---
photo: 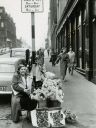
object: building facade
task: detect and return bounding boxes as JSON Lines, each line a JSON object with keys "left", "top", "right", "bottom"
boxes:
{"left": 49, "top": 0, "right": 57, "bottom": 53}
{"left": 16, "top": 38, "right": 23, "bottom": 48}
{"left": 47, "top": 11, "right": 51, "bottom": 49}
{"left": 55, "top": 0, "right": 96, "bottom": 83}
{"left": 56, "top": 0, "right": 68, "bottom": 53}
{"left": 0, "top": 7, "right": 16, "bottom": 48}
{"left": 49, "top": 0, "right": 67, "bottom": 54}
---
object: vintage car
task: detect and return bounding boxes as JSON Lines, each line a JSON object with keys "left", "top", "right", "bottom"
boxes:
{"left": 10, "top": 48, "right": 32, "bottom": 59}
{"left": 0, "top": 57, "right": 26, "bottom": 94}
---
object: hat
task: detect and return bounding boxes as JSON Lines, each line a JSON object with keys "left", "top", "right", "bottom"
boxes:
{"left": 17, "top": 64, "right": 25, "bottom": 70}
{"left": 16, "top": 64, "right": 26, "bottom": 74}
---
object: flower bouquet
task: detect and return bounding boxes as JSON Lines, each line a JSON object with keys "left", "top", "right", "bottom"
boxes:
{"left": 31, "top": 78, "right": 64, "bottom": 108}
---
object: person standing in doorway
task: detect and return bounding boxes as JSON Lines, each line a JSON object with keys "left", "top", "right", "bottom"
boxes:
{"left": 68, "top": 47, "right": 75, "bottom": 75}
{"left": 55, "top": 47, "right": 69, "bottom": 81}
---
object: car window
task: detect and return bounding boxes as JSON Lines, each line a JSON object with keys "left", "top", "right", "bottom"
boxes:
{"left": 0, "top": 64, "right": 15, "bottom": 73}
{"left": 14, "top": 51, "right": 25, "bottom": 57}
{"left": 12, "top": 51, "right": 25, "bottom": 57}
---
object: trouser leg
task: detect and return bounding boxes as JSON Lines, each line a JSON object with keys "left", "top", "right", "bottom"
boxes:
{"left": 68, "top": 66, "right": 71, "bottom": 74}
{"left": 11, "top": 95, "right": 21, "bottom": 123}
{"left": 71, "top": 65, "right": 74, "bottom": 75}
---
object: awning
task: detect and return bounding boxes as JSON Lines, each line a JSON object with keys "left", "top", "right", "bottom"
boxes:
{"left": 57, "top": 0, "right": 79, "bottom": 35}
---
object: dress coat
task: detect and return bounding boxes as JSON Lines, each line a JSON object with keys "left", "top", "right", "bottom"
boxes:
{"left": 12, "top": 73, "right": 33, "bottom": 96}
{"left": 11, "top": 73, "right": 37, "bottom": 122}
{"left": 56, "top": 52, "right": 69, "bottom": 79}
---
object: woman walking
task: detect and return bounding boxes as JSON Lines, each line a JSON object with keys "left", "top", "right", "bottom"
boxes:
{"left": 55, "top": 47, "right": 69, "bottom": 81}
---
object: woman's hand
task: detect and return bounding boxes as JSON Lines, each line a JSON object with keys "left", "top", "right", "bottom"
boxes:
{"left": 24, "top": 88, "right": 30, "bottom": 95}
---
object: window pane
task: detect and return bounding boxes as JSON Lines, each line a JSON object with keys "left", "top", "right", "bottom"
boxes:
{"left": 0, "top": 9, "right": 3, "bottom": 13}
{"left": 0, "top": 64, "right": 15, "bottom": 73}
{"left": 1, "top": 22, "right": 4, "bottom": 27}
{"left": 14, "top": 51, "right": 25, "bottom": 57}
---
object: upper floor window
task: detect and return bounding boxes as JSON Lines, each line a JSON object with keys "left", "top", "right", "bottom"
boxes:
{"left": 0, "top": 9, "right": 3, "bottom": 13}
{"left": 79, "top": 14, "right": 81, "bottom": 26}
{"left": 1, "top": 22, "right": 4, "bottom": 27}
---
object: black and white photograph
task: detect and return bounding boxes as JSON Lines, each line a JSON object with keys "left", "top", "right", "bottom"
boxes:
{"left": 0, "top": 0, "right": 96, "bottom": 128}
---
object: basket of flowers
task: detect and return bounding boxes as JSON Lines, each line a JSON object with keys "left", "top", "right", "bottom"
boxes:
{"left": 30, "top": 78, "right": 65, "bottom": 128}
{"left": 64, "top": 110, "right": 77, "bottom": 124}
{"left": 31, "top": 78, "right": 64, "bottom": 108}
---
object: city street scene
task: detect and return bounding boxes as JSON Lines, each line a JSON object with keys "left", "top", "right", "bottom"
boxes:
{"left": 0, "top": 0, "right": 96, "bottom": 128}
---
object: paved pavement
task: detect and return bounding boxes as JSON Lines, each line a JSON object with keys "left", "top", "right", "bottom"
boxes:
{"left": 44, "top": 50, "right": 96, "bottom": 128}
{"left": 4, "top": 50, "right": 96, "bottom": 128}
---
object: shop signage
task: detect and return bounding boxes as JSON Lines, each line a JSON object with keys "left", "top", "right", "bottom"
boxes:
{"left": 21, "top": 0, "right": 43, "bottom": 13}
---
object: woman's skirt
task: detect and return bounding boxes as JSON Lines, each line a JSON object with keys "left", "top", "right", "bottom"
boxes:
{"left": 20, "top": 93, "right": 38, "bottom": 111}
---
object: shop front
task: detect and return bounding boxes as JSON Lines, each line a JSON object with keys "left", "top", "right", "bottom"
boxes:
{"left": 56, "top": 0, "right": 96, "bottom": 82}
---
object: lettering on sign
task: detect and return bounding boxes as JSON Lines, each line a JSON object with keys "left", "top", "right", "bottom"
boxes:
{"left": 21, "top": 0, "right": 43, "bottom": 13}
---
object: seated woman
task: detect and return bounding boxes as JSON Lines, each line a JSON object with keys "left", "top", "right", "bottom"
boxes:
{"left": 11, "top": 64, "right": 38, "bottom": 123}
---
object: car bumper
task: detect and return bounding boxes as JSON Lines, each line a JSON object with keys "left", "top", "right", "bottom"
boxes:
{"left": 0, "top": 91, "right": 12, "bottom": 95}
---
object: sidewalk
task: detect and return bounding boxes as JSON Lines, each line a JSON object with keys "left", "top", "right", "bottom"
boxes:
{"left": 44, "top": 51, "right": 96, "bottom": 128}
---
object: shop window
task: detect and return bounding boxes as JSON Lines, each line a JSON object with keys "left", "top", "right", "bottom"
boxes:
{"left": 1, "top": 22, "right": 4, "bottom": 28}
{"left": 79, "top": 14, "right": 81, "bottom": 26}
{"left": 85, "top": 48, "right": 89, "bottom": 69}
{"left": 0, "top": 9, "right": 3, "bottom": 13}
{"left": 76, "top": 26, "right": 82, "bottom": 69}
{"left": 92, "top": 0, "right": 96, "bottom": 17}
{"left": 84, "top": 9, "right": 86, "bottom": 21}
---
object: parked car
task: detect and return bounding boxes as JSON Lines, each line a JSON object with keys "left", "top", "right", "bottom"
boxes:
{"left": 0, "top": 49, "right": 2, "bottom": 55}
{"left": 0, "top": 49, "right": 4, "bottom": 55}
{"left": 0, "top": 58, "right": 26, "bottom": 94}
{"left": 5, "top": 47, "right": 10, "bottom": 53}
{"left": 10, "top": 48, "right": 32, "bottom": 59}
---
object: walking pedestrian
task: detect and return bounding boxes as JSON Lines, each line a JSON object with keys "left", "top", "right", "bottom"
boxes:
{"left": 37, "top": 48, "right": 44, "bottom": 65}
{"left": 55, "top": 47, "right": 69, "bottom": 81}
{"left": 68, "top": 47, "right": 75, "bottom": 75}
{"left": 50, "top": 49, "right": 57, "bottom": 67}
{"left": 47, "top": 48, "right": 50, "bottom": 56}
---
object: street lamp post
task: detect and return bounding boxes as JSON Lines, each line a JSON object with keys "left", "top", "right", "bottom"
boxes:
{"left": 21, "top": 0, "right": 43, "bottom": 82}
{"left": 31, "top": 12, "right": 36, "bottom": 82}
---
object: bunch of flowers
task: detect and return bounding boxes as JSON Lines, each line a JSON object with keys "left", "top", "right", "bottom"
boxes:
{"left": 31, "top": 78, "right": 64, "bottom": 103}
{"left": 64, "top": 110, "right": 77, "bottom": 124}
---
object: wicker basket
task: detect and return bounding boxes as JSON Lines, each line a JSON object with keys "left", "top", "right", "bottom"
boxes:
{"left": 46, "top": 98, "right": 61, "bottom": 108}
{"left": 38, "top": 100, "right": 47, "bottom": 108}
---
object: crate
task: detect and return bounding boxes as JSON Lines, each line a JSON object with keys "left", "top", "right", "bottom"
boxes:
{"left": 31, "top": 107, "right": 65, "bottom": 128}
